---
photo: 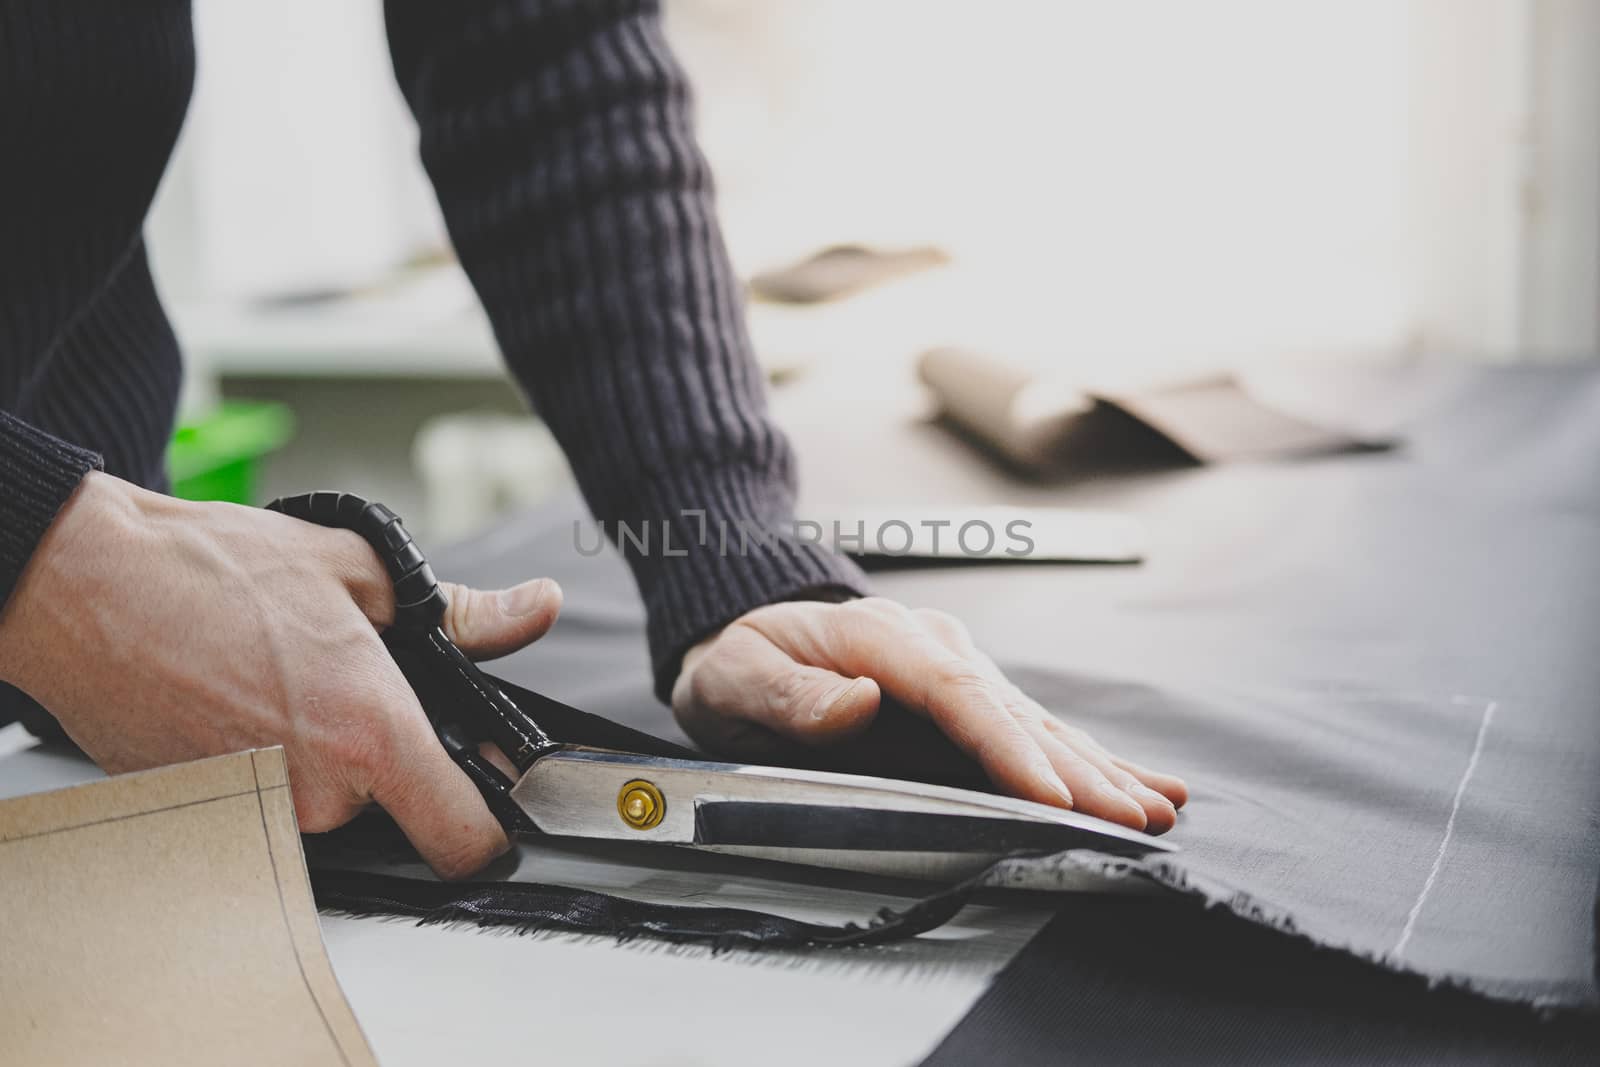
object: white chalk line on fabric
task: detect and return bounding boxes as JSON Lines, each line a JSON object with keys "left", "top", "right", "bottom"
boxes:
{"left": 1392, "top": 697, "right": 1499, "bottom": 962}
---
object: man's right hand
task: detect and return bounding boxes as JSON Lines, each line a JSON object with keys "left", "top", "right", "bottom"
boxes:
{"left": 0, "top": 472, "right": 562, "bottom": 878}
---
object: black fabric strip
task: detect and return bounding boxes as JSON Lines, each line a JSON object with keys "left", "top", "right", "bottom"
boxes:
{"left": 312, "top": 864, "right": 996, "bottom": 952}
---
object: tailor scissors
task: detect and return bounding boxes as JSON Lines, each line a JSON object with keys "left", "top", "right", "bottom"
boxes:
{"left": 267, "top": 492, "right": 1173, "bottom": 878}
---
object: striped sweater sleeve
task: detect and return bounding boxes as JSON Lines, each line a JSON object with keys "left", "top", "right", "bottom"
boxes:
{"left": 383, "top": 0, "right": 869, "bottom": 700}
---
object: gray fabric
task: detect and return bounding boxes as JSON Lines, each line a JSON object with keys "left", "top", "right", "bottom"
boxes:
{"left": 441, "top": 364, "right": 1600, "bottom": 1011}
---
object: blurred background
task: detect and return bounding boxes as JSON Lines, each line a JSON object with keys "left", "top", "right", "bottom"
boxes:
{"left": 146, "top": 0, "right": 1600, "bottom": 540}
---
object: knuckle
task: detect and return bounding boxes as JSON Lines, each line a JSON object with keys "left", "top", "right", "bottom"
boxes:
{"left": 720, "top": 620, "right": 769, "bottom": 653}
{"left": 325, "top": 529, "right": 389, "bottom": 594}
{"left": 849, "top": 596, "right": 905, "bottom": 621}
{"left": 681, "top": 659, "right": 720, "bottom": 710}
{"left": 730, "top": 604, "right": 806, "bottom": 650}
{"left": 317, "top": 527, "right": 367, "bottom": 567}
{"left": 915, "top": 607, "right": 967, "bottom": 641}
{"left": 430, "top": 834, "right": 504, "bottom": 881}
{"left": 935, "top": 660, "right": 992, "bottom": 697}
{"left": 441, "top": 582, "right": 475, "bottom": 635}
{"left": 817, "top": 603, "right": 857, "bottom": 649}
{"left": 685, "top": 659, "right": 727, "bottom": 711}
{"left": 323, "top": 703, "right": 402, "bottom": 783}
{"left": 765, "top": 665, "right": 814, "bottom": 719}
{"left": 994, "top": 675, "right": 1035, "bottom": 709}
{"left": 327, "top": 730, "right": 385, "bottom": 784}
{"left": 929, "top": 662, "right": 1010, "bottom": 731}
{"left": 741, "top": 601, "right": 790, "bottom": 627}
{"left": 1056, "top": 721, "right": 1098, "bottom": 748}
{"left": 998, "top": 686, "right": 1032, "bottom": 719}
{"left": 683, "top": 633, "right": 752, "bottom": 709}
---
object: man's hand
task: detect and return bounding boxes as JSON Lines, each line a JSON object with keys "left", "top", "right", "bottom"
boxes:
{"left": 0, "top": 472, "right": 562, "bottom": 878}
{"left": 672, "top": 598, "right": 1188, "bottom": 833}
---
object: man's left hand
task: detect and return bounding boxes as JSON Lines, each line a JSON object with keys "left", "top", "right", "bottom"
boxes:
{"left": 671, "top": 598, "right": 1187, "bottom": 833}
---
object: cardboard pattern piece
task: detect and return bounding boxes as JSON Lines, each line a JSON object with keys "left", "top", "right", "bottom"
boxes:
{"left": 749, "top": 244, "right": 950, "bottom": 304}
{"left": 0, "top": 748, "right": 376, "bottom": 1067}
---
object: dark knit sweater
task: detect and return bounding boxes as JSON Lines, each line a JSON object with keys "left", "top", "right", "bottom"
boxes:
{"left": 0, "top": 0, "right": 867, "bottom": 705}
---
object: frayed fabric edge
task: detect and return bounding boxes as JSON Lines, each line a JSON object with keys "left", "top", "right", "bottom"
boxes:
{"left": 311, "top": 865, "right": 995, "bottom": 955}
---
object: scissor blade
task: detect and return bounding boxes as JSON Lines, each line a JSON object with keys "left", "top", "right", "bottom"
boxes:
{"left": 693, "top": 800, "right": 1160, "bottom": 858}
{"left": 509, "top": 747, "right": 1174, "bottom": 861}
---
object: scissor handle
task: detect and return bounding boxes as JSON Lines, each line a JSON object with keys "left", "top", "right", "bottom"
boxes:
{"left": 266, "top": 491, "right": 449, "bottom": 632}
{"left": 267, "top": 491, "right": 556, "bottom": 833}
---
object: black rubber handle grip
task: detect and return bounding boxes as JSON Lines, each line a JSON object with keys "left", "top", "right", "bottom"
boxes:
{"left": 266, "top": 491, "right": 557, "bottom": 833}
{"left": 267, "top": 490, "right": 449, "bottom": 632}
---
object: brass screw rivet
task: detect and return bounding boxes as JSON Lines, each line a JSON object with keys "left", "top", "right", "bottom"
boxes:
{"left": 617, "top": 779, "right": 665, "bottom": 830}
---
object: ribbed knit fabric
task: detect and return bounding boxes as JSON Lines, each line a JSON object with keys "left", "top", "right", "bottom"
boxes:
{"left": 0, "top": 413, "right": 102, "bottom": 585}
{"left": 0, "top": 0, "right": 866, "bottom": 703}
{"left": 0, "top": 0, "right": 191, "bottom": 573}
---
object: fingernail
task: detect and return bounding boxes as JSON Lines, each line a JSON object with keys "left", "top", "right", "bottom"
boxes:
{"left": 500, "top": 579, "right": 552, "bottom": 617}
{"left": 815, "top": 679, "right": 853, "bottom": 719}
{"left": 1041, "top": 770, "right": 1074, "bottom": 809}
{"left": 1134, "top": 783, "right": 1175, "bottom": 810}
{"left": 1100, "top": 782, "right": 1147, "bottom": 824}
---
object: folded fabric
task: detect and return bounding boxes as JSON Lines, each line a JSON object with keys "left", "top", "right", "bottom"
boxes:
{"left": 917, "top": 346, "right": 1393, "bottom": 473}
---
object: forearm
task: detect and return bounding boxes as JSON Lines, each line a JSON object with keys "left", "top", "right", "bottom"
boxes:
{"left": 385, "top": 0, "right": 868, "bottom": 697}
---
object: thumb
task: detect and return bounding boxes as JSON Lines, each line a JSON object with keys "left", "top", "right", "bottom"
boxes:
{"left": 439, "top": 577, "right": 562, "bottom": 660}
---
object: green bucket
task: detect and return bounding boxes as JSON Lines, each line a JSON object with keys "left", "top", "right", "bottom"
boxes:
{"left": 168, "top": 402, "right": 295, "bottom": 505}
